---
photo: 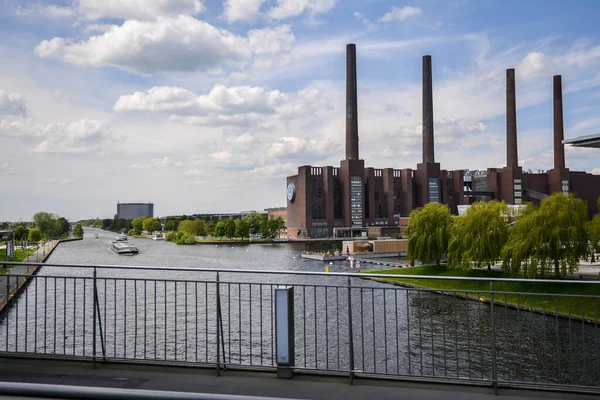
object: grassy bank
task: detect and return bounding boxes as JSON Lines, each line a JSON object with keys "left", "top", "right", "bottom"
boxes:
{"left": 0, "top": 247, "right": 38, "bottom": 263}
{"left": 369, "top": 266, "right": 600, "bottom": 321}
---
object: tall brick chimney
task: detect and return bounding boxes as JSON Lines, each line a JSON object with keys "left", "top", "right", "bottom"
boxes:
{"left": 554, "top": 75, "right": 565, "bottom": 170}
{"left": 345, "top": 43, "right": 359, "bottom": 161}
{"left": 422, "top": 55, "right": 434, "bottom": 163}
{"left": 506, "top": 68, "right": 518, "bottom": 168}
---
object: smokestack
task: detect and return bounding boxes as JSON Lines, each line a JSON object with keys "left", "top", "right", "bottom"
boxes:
{"left": 345, "top": 43, "right": 359, "bottom": 160}
{"left": 422, "top": 55, "right": 434, "bottom": 163}
{"left": 553, "top": 75, "right": 565, "bottom": 170}
{"left": 506, "top": 68, "right": 518, "bottom": 168}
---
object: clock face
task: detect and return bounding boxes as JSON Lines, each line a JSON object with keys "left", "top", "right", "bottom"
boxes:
{"left": 287, "top": 183, "right": 296, "bottom": 202}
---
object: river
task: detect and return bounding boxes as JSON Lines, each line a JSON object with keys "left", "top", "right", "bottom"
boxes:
{"left": 1, "top": 227, "right": 599, "bottom": 389}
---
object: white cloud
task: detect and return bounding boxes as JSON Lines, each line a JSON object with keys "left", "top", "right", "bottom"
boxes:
{"left": 248, "top": 25, "right": 295, "bottom": 54}
{"left": 76, "top": 0, "right": 204, "bottom": 21}
{"left": 592, "top": 168, "right": 600, "bottom": 175}
{"left": 267, "top": 0, "right": 338, "bottom": 20}
{"left": 35, "top": 17, "right": 294, "bottom": 75}
{"left": 0, "top": 90, "right": 28, "bottom": 117}
{"left": 223, "top": 0, "right": 265, "bottom": 23}
{"left": 185, "top": 168, "right": 204, "bottom": 177}
{"left": 32, "top": 119, "right": 112, "bottom": 154}
{"left": 0, "top": 163, "right": 16, "bottom": 174}
{"left": 380, "top": 6, "right": 422, "bottom": 23}
{"left": 353, "top": 12, "right": 373, "bottom": 29}
{"left": 130, "top": 157, "right": 183, "bottom": 169}
{"left": 115, "top": 84, "right": 287, "bottom": 116}
{"left": 517, "top": 52, "right": 547, "bottom": 79}
{"left": 267, "top": 137, "right": 337, "bottom": 159}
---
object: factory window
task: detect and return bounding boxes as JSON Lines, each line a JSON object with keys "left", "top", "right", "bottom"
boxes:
{"left": 350, "top": 176, "right": 363, "bottom": 226}
{"left": 428, "top": 178, "right": 440, "bottom": 203}
{"left": 317, "top": 188, "right": 322, "bottom": 198}
{"left": 375, "top": 193, "right": 380, "bottom": 201}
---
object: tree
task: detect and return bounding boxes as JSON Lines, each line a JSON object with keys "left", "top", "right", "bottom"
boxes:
{"left": 222, "top": 218, "right": 236, "bottom": 239}
{"left": 588, "top": 197, "right": 600, "bottom": 256}
{"left": 165, "top": 219, "right": 179, "bottom": 231}
{"left": 73, "top": 224, "right": 84, "bottom": 238}
{"left": 33, "top": 212, "right": 58, "bottom": 238}
{"left": 406, "top": 203, "right": 453, "bottom": 267}
{"left": 13, "top": 225, "right": 29, "bottom": 242}
{"left": 235, "top": 219, "right": 250, "bottom": 239}
{"left": 179, "top": 219, "right": 207, "bottom": 236}
{"left": 131, "top": 216, "right": 147, "bottom": 234}
{"left": 143, "top": 217, "right": 161, "bottom": 233}
{"left": 501, "top": 193, "right": 589, "bottom": 278}
{"left": 214, "top": 221, "right": 226, "bottom": 238}
{"left": 448, "top": 201, "right": 509, "bottom": 271}
{"left": 243, "top": 212, "right": 265, "bottom": 235}
{"left": 56, "top": 217, "right": 71, "bottom": 237}
{"left": 28, "top": 228, "right": 42, "bottom": 243}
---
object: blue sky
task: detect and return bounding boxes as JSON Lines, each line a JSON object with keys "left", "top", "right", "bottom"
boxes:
{"left": 1, "top": 0, "right": 599, "bottom": 221}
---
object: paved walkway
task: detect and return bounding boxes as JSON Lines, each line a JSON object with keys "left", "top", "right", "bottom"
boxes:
{"left": 0, "top": 358, "right": 598, "bottom": 400}
{"left": 0, "top": 241, "right": 57, "bottom": 311}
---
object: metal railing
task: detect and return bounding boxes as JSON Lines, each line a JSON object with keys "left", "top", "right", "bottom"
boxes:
{"left": 0, "top": 261, "right": 599, "bottom": 393}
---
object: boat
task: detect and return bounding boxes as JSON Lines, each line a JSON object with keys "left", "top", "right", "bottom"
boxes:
{"left": 94, "top": 234, "right": 99, "bottom": 239}
{"left": 152, "top": 233, "right": 164, "bottom": 241}
{"left": 111, "top": 241, "right": 139, "bottom": 255}
{"left": 115, "top": 234, "right": 128, "bottom": 242}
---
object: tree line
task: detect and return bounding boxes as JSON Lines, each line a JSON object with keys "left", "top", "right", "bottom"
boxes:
{"left": 165, "top": 212, "right": 285, "bottom": 245}
{"left": 407, "top": 193, "right": 600, "bottom": 278}
{"left": 3, "top": 212, "right": 82, "bottom": 243}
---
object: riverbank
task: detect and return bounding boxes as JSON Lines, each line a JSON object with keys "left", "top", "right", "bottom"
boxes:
{"left": 368, "top": 265, "right": 600, "bottom": 321}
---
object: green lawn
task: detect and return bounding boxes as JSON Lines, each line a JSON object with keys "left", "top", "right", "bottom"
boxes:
{"left": 369, "top": 266, "right": 600, "bottom": 321}
{"left": 0, "top": 247, "right": 38, "bottom": 265}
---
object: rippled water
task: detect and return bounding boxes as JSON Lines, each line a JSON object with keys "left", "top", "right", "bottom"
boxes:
{"left": 1, "top": 227, "right": 599, "bottom": 388}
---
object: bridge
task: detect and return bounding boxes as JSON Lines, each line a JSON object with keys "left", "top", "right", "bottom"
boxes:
{"left": 0, "top": 262, "right": 599, "bottom": 399}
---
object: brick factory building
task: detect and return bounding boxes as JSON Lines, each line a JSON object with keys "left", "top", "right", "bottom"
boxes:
{"left": 286, "top": 44, "right": 464, "bottom": 238}
{"left": 464, "top": 72, "right": 600, "bottom": 218}
{"left": 285, "top": 44, "right": 600, "bottom": 239}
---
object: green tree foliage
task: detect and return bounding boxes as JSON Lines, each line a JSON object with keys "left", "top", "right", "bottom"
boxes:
{"left": 235, "top": 219, "right": 250, "bottom": 239}
{"left": 142, "top": 217, "right": 161, "bottom": 233}
{"left": 13, "top": 225, "right": 29, "bottom": 242}
{"left": 222, "top": 219, "right": 236, "bottom": 239}
{"left": 206, "top": 220, "right": 217, "bottom": 236}
{"left": 588, "top": 197, "right": 600, "bottom": 256}
{"left": 214, "top": 221, "right": 226, "bottom": 238}
{"left": 131, "top": 216, "right": 147, "bottom": 233}
{"left": 242, "top": 212, "right": 265, "bottom": 235}
{"left": 407, "top": 203, "right": 453, "bottom": 267}
{"left": 73, "top": 224, "right": 84, "bottom": 238}
{"left": 501, "top": 193, "right": 589, "bottom": 278}
{"left": 164, "top": 231, "right": 176, "bottom": 242}
{"left": 259, "top": 217, "right": 286, "bottom": 239}
{"left": 165, "top": 219, "right": 179, "bottom": 231}
{"left": 33, "top": 212, "right": 59, "bottom": 237}
{"left": 56, "top": 217, "right": 71, "bottom": 237}
{"left": 28, "top": 228, "right": 42, "bottom": 243}
{"left": 448, "top": 201, "right": 509, "bottom": 271}
{"left": 172, "top": 231, "right": 196, "bottom": 244}
{"left": 178, "top": 219, "right": 207, "bottom": 236}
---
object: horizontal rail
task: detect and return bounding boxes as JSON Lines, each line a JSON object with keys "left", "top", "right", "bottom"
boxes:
{"left": 3, "top": 261, "right": 599, "bottom": 285}
{"left": 0, "top": 381, "right": 287, "bottom": 400}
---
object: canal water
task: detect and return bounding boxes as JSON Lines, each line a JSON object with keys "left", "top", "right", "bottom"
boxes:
{"left": 1, "top": 227, "right": 599, "bottom": 389}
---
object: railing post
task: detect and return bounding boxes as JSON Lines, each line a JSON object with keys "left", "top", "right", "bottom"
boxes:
{"left": 216, "top": 271, "right": 221, "bottom": 376}
{"left": 347, "top": 276, "right": 355, "bottom": 384}
{"left": 93, "top": 268, "right": 97, "bottom": 369}
{"left": 490, "top": 281, "right": 498, "bottom": 394}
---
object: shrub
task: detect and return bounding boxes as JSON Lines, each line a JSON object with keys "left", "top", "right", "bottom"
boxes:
{"left": 173, "top": 231, "right": 196, "bottom": 245}
{"left": 164, "top": 231, "right": 176, "bottom": 242}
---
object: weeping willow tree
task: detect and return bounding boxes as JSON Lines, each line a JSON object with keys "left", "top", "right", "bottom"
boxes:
{"left": 448, "top": 201, "right": 509, "bottom": 271}
{"left": 501, "top": 193, "right": 589, "bottom": 278}
{"left": 407, "top": 203, "right": 453, "bottom": 267}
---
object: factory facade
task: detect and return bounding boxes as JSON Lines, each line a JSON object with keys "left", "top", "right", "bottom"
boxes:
{"left": 286, "top": 45, "right": 464, "bottom": 238}
{"left": 285, "top": 44, "right": 600, "bottom": 239}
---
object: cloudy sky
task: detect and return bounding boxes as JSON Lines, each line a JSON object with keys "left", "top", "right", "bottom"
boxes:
{"left": 1, "top": 0, "right": 600, "bottom": 221}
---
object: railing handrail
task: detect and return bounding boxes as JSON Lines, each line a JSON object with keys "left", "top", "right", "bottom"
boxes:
{"left": 3, "top": 261, "right": 600, "bottom": 285}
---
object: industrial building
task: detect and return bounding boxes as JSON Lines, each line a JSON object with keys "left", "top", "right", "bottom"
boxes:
{"left": 116, "top": 202, "right": 154, "bottom": 220}
{"left": 285, "top": 44, "right": 600, "bottom": 239}
{"left": 286, "top": 44, "right": 464, "bottom": 238}
{"left": 464, "top": 72, "right": 600, "bottom": 218}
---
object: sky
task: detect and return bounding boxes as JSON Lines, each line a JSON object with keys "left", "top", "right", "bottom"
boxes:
{"left": 1, "top": 0, "right": 600, "bottom": 221}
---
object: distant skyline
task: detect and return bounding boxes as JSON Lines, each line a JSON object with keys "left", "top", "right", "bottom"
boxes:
{"left": 1, "top": 0, "right": 600, "bottom": 221}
